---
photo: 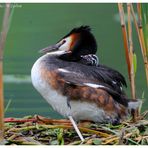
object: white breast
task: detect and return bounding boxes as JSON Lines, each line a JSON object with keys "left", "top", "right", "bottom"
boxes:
{"left": 31, "top": 55, "right": 110, "bottom": 123}
{"left": 31, "top": 55, "right": 71, "bottom": 117}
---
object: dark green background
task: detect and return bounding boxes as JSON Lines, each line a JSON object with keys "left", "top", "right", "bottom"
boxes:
{"left": 0, "top": 3, "right": 147, "bottom": 118}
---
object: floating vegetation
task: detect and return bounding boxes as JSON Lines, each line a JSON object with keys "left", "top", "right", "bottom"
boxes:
{"left": 4, "top": 112, "right": 148, "bottom": 145}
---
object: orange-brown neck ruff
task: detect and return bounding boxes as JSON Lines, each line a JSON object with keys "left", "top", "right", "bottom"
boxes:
{"left": 68, "top": 33, "right": 80, "bottom": 52}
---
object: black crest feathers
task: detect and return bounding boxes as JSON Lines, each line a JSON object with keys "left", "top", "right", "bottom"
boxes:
{"left": 70, "top": 26, "right": 91, "bottom": 33}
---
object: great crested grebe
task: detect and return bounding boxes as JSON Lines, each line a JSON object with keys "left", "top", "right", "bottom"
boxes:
{"left": 31, "top": 26, "right": 140, "bottom": 125}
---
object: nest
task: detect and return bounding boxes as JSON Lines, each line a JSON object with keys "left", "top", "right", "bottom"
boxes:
{"left": 4, "top": 111, "right": 148, "bottom": 145}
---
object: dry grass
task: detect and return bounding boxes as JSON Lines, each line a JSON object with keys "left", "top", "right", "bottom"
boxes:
{"left": 3, "top": 112, "right": 148, "bottom": 145}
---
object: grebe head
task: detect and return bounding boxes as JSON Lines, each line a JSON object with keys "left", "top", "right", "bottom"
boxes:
{"left": 40, "top": 26, "right": 97, "bottom": 61}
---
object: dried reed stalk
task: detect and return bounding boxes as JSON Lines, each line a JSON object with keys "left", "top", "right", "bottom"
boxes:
{"left": 127, "top": 4, "right": 138, "bottom": 121}
{"left": 118, "top": 3, "right": 138, "bottom": 99}
{"left": 127, "top": 4, "right": 136, "bottom": 99}
{"left": 118, "top": 3, "right": 137, "bottom": 121}
{"left": 131, "top": 4, "right": 148, "bottom": 85}
{"left": 0, "top": 3, "right": 11, "bottom": 142}
{"left": 118, "top": 3, "right": 131, "bottom": 81}
{"left": 137, "top": 3, "right": 148, "bottom": 56}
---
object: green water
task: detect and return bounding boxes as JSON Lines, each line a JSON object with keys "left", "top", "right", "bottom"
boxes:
{"left": 0, "top": 3, "right": 147, "bottom": 118}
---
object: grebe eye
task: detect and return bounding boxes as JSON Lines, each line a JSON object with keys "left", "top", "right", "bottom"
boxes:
{"left": 62, "top": 40, "right": 66, "bottom": 44}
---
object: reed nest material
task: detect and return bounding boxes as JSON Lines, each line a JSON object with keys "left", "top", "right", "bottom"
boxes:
{"left": 4, "top": 112, "right": 148, "bottom": 145}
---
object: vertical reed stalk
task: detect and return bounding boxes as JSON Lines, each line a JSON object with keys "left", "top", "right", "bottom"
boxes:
{"left": 137, "top": 4, "right": 147, "bottom": 54}
{"left": 118, "top": 3, "right": 131, "bottom": 81}
{"left": 127, "top": 4, "right": 136, "bottom": 99}
{"left": 131, "top": 4, "right": 148, "bottom": 85}
{"left": 118, "top": 3, "right": 138, "bottom": 121}
{"left": 0, "top": 3, "right": 11, "bottom": 143}
{"left": 127, "top": 4, "right": 138, "bottom": 121}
